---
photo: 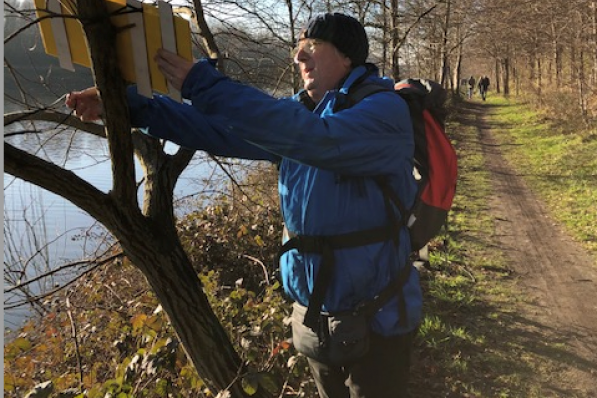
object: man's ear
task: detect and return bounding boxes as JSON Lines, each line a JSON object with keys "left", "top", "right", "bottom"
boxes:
{"left": 342, "top": 55, "right": 352, "bottom": 70}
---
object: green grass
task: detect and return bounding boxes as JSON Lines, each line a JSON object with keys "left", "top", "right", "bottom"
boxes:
{"left": 409, "top": 100, "right": 527, "bottom": 397}
{"left": 488, "top": 96, "right": 597, "bottom": 258}
{"left": 410, "top": 94, "right": 596, "bottom": 397}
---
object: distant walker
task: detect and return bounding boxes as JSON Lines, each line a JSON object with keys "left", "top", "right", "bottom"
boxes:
{"left": 467, "top": 75, "right": 476, "bottom": 99}
{"left": 478, "top": 76, "right": 490, "bottom": 101}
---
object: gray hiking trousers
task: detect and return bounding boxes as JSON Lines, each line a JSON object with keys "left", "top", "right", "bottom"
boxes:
{"left": 307, "top": 329, "right": 416, "bottom": 398}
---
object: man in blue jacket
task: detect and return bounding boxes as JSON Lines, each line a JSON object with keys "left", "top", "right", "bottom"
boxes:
{"left": 67, "top": 12, "right": 421, "bottom": 398}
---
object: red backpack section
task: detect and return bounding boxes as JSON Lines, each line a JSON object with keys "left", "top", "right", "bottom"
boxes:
{"left": 394, "top": 79, "right": 458, "bottom": 251}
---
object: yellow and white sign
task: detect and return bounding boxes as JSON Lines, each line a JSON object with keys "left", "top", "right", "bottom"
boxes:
{"left": 35, "top": 0, "right": 193, "bottom": 100}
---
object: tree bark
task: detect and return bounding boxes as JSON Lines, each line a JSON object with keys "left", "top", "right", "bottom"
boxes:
{"left": 439, "top": 0, "right": 451, "bottom": 88}
{"left": 495, "top": 58, "right": 501, "bottom": 94}
{"left": 75, "top": 0, "right": 273, "bottom": 392}
{"left": 503, "top": 57, "right": 510, "bottom": 96}
{"left": 77, "top": 0, "right": 137, "bottom": 209}
{"left": 390, "top": 0, "right": 401, "bottom": 80}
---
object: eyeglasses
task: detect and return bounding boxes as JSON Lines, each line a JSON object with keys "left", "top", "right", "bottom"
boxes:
{"left": 292, "top": 38, "right": 325, "bottom": 59}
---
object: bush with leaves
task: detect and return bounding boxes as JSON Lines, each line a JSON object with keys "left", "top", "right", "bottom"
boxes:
{"left": 179, "top": 163, "right": 283, "bottom": 292}
{"left": 4, "top": 164, "right": 318, "bottom": 397}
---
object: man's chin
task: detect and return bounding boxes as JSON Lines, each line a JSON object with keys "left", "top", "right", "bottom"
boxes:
{"left": 303, "top": 81, "right": 315, "bottom": 91}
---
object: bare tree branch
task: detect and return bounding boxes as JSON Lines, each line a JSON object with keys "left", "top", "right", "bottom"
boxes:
{"left": 4, "top": 262, "right": 103, "bottom": 310}
{"left": 5, "top": 250, "right": 123, "bottom": 295}
{"left": 4, "top": 110, "right": 106, "bottom": 137}
{"left": 3, "top": 141, "right": 117, "bottom": 225}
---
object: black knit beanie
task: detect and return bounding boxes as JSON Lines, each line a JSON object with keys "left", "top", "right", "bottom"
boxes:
{"left": 302, "top": 13, "right": 369, "bottom": 66}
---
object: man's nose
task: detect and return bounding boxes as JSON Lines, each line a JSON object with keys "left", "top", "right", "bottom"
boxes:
{"left": 294, "top": 48, "right": 309, "bottom": 64}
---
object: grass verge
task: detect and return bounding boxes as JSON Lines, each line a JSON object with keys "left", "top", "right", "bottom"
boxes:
{"left": 486, "top": 96, "right": 597, "bottom": 259}
{"left": 408, "top": 95, "right": 596, "bottom": 398}
{"left": 410, "top": 96, "right": 520, "bottom": 397}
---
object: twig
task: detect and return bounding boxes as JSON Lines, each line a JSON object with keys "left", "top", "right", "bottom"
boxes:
{"left": 4, "top": 262, "right": 102, "bottom": 310}
{"left": 278, "top": 356, "right": 298, "bottom": 398}
{"left": 242, "top": 254, "right": 270, "bottom": 285}
{"left": 66, "top": 296, "right": 84, "bottom": 386}
{"left": 5, "top": 250, "right": 123, "bottom": 294}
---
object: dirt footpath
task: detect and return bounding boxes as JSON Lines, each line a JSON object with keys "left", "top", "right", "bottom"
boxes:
{"left": 474, "top": 102, "right": 597, "bottom": 397}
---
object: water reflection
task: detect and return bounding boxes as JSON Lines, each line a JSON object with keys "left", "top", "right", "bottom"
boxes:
{"left": 3, "top": 125, "right": 225, "bottom": 330}
{"left": 3, "top": 43, "right": 238, "bottom": 331}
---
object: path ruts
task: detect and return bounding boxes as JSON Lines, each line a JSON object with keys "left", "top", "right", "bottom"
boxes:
{"left": 474, "top": 102, "right": 597, "bottom": 398}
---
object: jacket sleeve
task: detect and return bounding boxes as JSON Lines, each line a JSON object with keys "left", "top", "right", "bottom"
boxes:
{"left": 180, "top": 60, "right": 414, "bottom": 177}
{"left": 126, "top": 86, "right": 280, "bottom": 162}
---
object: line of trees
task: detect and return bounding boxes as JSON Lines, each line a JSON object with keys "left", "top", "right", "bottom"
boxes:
{"left": 471, "top": 0, "right": 596, "bottom": 122}
{"left": 4, "top": 0, "right": 596, "bottom": 396}
{"left": 195, "top": 0, "right": 596, "bottom": 122}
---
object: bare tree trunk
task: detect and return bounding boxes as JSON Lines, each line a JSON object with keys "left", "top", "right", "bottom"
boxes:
{"left": 575, "top": 10, "right": 589, "bottom": 121}
{"left": 571, "top": 43, "right": 577, "bottom": 85}
{"left": 529, "top": 52, "right": 535, "bottom": 81}
{"left": 390, "top": 0, "right": 401, "bottom": 80}
{"left": 512, "top": 67, "right": 520, "bottom": 96}
{"left": 548, "top": 22, "right": 555, "bottom": 85}
{"left": 495, "top": 58, "right": 501, "bottom": 94}
{"left": 453, "top": 49, "right": 462, "bottom": 95}
{"left": 512, "top": 54, "right": 520, "bottom": 96}
{"left": 503, "top": 57, "right": 510, "bottom": 96}
{"left": 536, "top": 57, "right": 542, "bottom": 104}
{"left": 593, "top": 0, "right": 597, "bottom": 85}
{"left": 121, "top": 226, "right": 252, "bottom": 397}
{"left": 439, "top": 0, "right": 451, "bottom": 88}
{"left": 555, "top": 42, "right": 563, "bottom": 87}
{"left": 285, "top": 0, "right": 300, "bottom": 93}
{"left": 81, "top": 0, "right": 270, "bottom": 391}
{"left": 578, "top": 47, "right": 588, "bottom": 120}
{"left": 77, "top": 0, "right": 136, "bottom": 208}
{"left": 382, "top": 2, "right": 388, "bottom": 77}
{"left": 434, "top": 43, "right": 441, "bottom": 82}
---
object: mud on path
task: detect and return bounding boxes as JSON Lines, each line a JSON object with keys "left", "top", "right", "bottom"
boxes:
{"left": 471, "top": 101, "right": 597, "bottom": 397}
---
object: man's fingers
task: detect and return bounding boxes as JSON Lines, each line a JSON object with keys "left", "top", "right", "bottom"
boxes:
{"left": 155, "top": 49, "right": 173, "bottom": 72}
{"left": 74, "top": 105, "right": 87, "bottom": 119}
{"left": 64, "top": 87, "right": 102, "bottom": 122}
{"left": 156, "top": 48, "right": 177, "bottom": 63}
{"left": 65, "top": 92, "right": 80, "bottom": 108}
{"left": 71, "top": 98, "right": 99, "bottom": 121}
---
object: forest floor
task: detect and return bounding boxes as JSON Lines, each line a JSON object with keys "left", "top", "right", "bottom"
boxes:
{"left": 448, "top": 100, "right": 597, "bottom": 397}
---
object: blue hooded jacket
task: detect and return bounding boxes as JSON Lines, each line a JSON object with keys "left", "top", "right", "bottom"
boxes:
{"left": 126, "top": 59, "right": 422, "bottom": 336}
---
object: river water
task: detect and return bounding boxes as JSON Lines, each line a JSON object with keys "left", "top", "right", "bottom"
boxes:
{"left": 3, "top": 16, "right": 233, "bottom": 335}
{"left": 3, "top": 91, "right": 228, "bottom": 332}
{"left": 3, "top": 28, "right": 249, "bottom": 332}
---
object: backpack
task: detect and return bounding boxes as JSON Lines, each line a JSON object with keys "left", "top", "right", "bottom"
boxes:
{"left": 337, "top": 78, "right": 458, "bottom": 252}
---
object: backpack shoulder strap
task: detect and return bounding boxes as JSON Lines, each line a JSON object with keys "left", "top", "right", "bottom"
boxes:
{"left": 396, "top": 79, "right": 448, "bottom": 128}
{"left": 334, "top": 82, "right": 412, "bottom": 224}
{"left": 334, "top": 81, "right": 393, "bottom": 112}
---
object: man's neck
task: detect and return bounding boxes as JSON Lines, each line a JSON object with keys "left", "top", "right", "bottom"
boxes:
{"left": 307, "top": 71, "right": 353, "bottom": 103}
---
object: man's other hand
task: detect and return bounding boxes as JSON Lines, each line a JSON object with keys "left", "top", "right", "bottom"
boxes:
{"left": 66, "top": 87, "right": 103, "bottom": 122}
